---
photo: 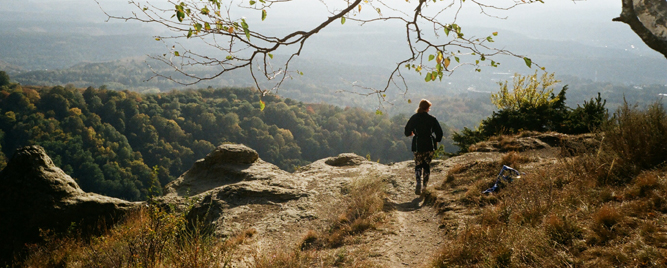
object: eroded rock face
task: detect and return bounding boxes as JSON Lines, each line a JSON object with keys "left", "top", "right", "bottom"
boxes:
{"left": 161, "top": 144, "right": 310, "bottom": 236}
{"left": 0, "top": 146, "right": 140, "bottom": 264}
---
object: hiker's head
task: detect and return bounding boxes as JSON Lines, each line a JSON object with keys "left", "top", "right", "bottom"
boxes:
{"left": 416, "top": 99, "right": 431, "bottom": 113}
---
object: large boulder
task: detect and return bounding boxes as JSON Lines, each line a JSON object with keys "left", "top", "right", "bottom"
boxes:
{"left": 0, "top": 146, "right": 140, "bottom": 264}
{"left": 161, "top": 144, "right": 309, "bottom": 237}
{"left": 164, "top": 144, "right": 291, "bottom": 196}
{"left": 324, "top": 153, "right": 368, "bottom": 166}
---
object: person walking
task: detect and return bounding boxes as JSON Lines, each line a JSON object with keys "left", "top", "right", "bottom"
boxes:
{"left": 405, "top": 99, "right": 443, "bottom": 195}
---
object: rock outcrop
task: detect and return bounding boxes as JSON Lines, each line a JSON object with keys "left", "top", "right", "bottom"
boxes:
{"left": 469, "top": 132, "right": 599, "bottom": 153}
{"left": 324, "top": 153, "right": 367, "bottom": 166}
{"left": 0, "top": 146, "right": 140, "bottom": 264}
{"left": 160, "top": 144, "right": 310, "bottom": 235}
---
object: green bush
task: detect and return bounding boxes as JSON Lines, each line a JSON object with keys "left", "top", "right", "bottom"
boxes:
{"left": 453, "top": 84, "right": 607, "bottom": 152}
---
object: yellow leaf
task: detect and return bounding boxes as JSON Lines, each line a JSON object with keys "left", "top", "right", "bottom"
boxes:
{"left": 444, "top": 57, "right": 451, "bottom": 69}
{"left": 358, "top": 4, "right": 362, "bottom": 12}
{"left": 227, "top": 27, "right": 234, "bottom": 34}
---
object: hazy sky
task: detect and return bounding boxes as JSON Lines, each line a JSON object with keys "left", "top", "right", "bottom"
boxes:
{"left": 2, "top": 0, "right": 663, "bottom": 83}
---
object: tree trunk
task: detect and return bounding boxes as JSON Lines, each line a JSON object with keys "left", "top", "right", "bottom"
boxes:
{"left": 614, "top": 0, "right": 667, "bottom": 58}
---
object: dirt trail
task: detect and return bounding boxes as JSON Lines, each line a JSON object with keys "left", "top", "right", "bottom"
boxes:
{"left": 360, "top": 161, "right": 457, "bottom": 267}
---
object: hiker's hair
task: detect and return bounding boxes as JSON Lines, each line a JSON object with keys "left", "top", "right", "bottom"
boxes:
{"left": 416, "top": 99, "right": 432, "bottom": 113}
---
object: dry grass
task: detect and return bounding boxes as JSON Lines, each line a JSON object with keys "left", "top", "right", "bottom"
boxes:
{"left": 498, "top": 135, "right": 521, "bottom": 152}
{"left": 430, "top": 102, "right": 667, "bottom": 267}
{"left": 605, "top": 101, "right": 667, "bottom": 172}
{"left": 300, "top": 173, "right": 387, "bottom": 250}
{"left": 19, "top": 205, "right": 237, "bottom": 268}
{"left": 499, "top": 151, "right": 530, "bottom": 168}
{"left": 254, "top": 247, "right": 380, "bottom": 268}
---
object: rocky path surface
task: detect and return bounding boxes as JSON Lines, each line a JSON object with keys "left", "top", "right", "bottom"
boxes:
{"left": 373, "top": 168, "right": 446, "bottom": 267}
{"left": 359, "top": 161, "right": 458, "bottom": 267}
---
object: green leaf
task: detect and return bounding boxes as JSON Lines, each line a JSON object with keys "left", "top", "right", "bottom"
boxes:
{"left": 407, "top": 99, "right": 412, "bottom": 104}
{"left": 176, "top": 11, "right": 185, "bottom": 22}
{"left": 341, "top": 17, "right": 346, "bottom": 25}
{"left": 375, "top": 110, "right": 383, "bottom": 115}
{"left": 268, "top": 53, "right": 273, "bottom": 59}
{"left": 204, "top": 22, "right": 211, "bottom": 30}
{"left": 194, "top": 23, "right": 202, "bottom": 33}
{"left": 187, "top": 29, "right": 193, "bottom": 38}
{"left": 241, "top": 19, "right": 250, "bottom": 40}
{"left": 493, "top": 31, "right": 498, "bottom": 36}
{"left": 259, "top": 100, "right": 265, "bottom": 111}
{"left": 523, "top": 57, "right": 532, "bottom": 68}
{"left": 201, "top": 7, "right": 209, "bottom": 15}
{"left": 174, "top": 51, "right": 180, "bottom": 56}
{"left": 262, "top": 9, "right": 267, "bottom": 21}
{"left": 249, "top": 0, "right": 256, "bottom": 5}
{"left": 425, "top": 74, "right": 431, "bottom": 82}
{"left": 155, "top": 37, "right": 161, "bottom": 41}
{"left": 454, "top": 56, "right": 460, "bottom": 63}
{"left": 226, "top": 55, "right": 233, "bottom": 60}
{"left": 444, "top": 26, "right": 450, "bottom": 36}
{"left": 428, "top": 54, "right": 435, "bottom": 61}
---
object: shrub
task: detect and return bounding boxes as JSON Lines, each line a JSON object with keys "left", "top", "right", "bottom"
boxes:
{"left": 604, "top": 100, "right": 667, "bottom": 173}
{"left": 453, "top": 73, "right": 607, "bottom": 153}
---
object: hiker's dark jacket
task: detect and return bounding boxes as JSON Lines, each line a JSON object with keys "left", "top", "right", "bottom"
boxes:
{"left": 404, "top": 112, "right": 443, "bottom": 152}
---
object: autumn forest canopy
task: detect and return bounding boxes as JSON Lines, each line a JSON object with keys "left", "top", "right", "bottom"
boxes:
{"left": 0, "top": 76, "right": 437, "bottom": 200}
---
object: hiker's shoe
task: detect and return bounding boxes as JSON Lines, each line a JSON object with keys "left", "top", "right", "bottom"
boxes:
{"left": 415, "top": 184, "right": 422, "bottom": 195}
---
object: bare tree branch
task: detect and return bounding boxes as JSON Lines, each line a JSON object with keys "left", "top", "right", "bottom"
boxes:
{"left": 99, "top": 0, "right": 545, "bottom": 104}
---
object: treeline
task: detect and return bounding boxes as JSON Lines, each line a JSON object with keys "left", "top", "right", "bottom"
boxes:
{"left": 0, "top": 73, "right": 451, "bottom": 200}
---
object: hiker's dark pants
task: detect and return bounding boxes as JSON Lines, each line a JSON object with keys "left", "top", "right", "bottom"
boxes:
{"left": 413, "top": 151, "right": 434, "bottom": 186}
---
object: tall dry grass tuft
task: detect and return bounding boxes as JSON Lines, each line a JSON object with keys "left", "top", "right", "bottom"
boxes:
{"left": 589, "top": 204, "right": 625, "bottom": 245}
{"left": 500, "top": 151, "right": 530, "bottom": 168}
{"left": 300, "top": 173, "right": 387, "bottom": 250}
{"left": 604, "top": 101, "right": 667, "bottom": 179}
{"left": 543, "top": 214, "right": 582, "bottom": 246}
{"left": 20, "top": 205, "right": 236, "bottom": 267}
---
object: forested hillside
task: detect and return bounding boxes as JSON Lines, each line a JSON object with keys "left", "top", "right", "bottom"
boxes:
{"left": 0, "top": 77, "right": 451, "bottom": 201}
